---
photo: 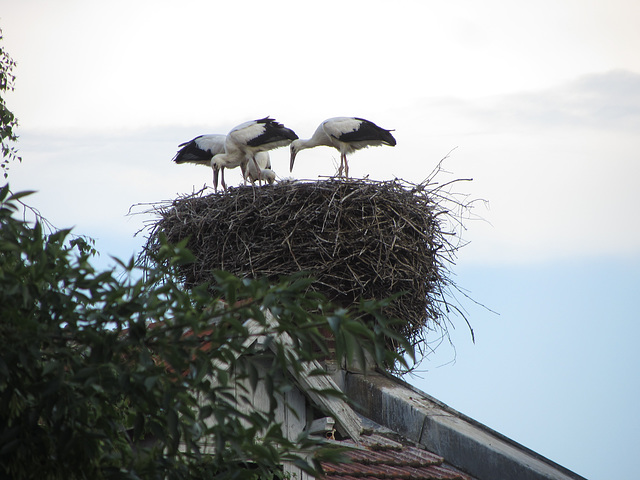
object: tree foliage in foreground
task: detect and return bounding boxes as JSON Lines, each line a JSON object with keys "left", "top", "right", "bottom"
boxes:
{"left": 0, "top": 186, "right": 412, "bottom": 480}
{"left": 0, "top": 28, "right": 20, "bottom": 179}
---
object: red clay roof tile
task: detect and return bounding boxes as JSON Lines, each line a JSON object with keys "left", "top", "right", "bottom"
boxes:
{"left": 321, "top": 434, "right": 474, "bottom": 480}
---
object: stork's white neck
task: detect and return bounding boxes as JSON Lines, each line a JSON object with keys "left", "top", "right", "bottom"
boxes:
{"left": 294, "top": 136, "right": 330, "bottom": 151}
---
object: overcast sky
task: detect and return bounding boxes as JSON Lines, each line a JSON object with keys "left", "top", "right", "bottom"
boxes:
{"left": 2, "top": 2, "right": 640, "bottom": 479}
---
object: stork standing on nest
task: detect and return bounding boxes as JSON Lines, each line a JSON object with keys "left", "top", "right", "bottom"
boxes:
{"left": 172, "top": 134, "right": 227, "bottom": 190}
{"left": 213, "top": 117, "right": 297, "bottom": 190}
{"left": 289, "top": 117, "right": 397, "bottom": 178}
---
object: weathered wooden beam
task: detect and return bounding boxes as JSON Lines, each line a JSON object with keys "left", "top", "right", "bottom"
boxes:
{"left": 208, "top": 312, "right": 362, "bottom": 441}
{"left": 262, "top": 311, "right": 363, "bottom": 441}
{"left": 308, "top": 417, "right": 336, "bottom": 435}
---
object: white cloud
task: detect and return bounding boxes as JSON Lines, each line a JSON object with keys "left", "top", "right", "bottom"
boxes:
{"left": 5, "top": 0, "right": 640, "bottom": 132}
{"left": 3, "top": 2, "right": 640, "bottom": 267}
{"left": 382, "top": 73, "right": 640, "bottom": 264}
{"left": 8, "top": 74, "right": 640, "bottom": 269}
{"left": 466, "top": 70, "right": 640, "bottom": 132}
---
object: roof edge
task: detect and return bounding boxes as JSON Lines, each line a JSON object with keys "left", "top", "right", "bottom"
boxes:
{"left": 333, "top": 369, "right": 587, "bottom": 480}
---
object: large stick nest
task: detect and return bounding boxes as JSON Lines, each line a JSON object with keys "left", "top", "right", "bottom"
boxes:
{"left": 141, "top": 177, "right": 470, "bottom": 356}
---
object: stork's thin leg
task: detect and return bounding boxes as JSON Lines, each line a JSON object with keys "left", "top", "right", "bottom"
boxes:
{"left": 222, "top": 168, "right": 228, "bottom": 191}
{"left": 241, "top": 163, "right": 247, "bottom": 186}
{"left": 251, "top": 156, "right": 261, "bottom": 187}
{"left": 338, "top": 154, "right": 347, "bottom": 178}
{"left": 252, "top": 157, "right": 260, "bottom": 179}
{"left": 344, "top": 157, "right": 349, "bottom": 179}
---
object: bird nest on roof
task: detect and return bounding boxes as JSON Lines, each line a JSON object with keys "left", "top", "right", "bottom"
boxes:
{"left": 141, "top": 177, "right": 471, "bottom": 358}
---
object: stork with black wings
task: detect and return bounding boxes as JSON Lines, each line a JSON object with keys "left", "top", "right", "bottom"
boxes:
{"left": 172, "top": 134, "right": 227, "bottom": 189}
{"left": 212, "top": 117, "right": 297, "bottom": 190}
{"left": 289, "top": 117, "right": 396, "bottom": 178}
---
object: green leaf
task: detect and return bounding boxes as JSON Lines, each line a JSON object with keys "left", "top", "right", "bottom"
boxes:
{"left": 7, "top": 189, "right": 36, "bottom": 202}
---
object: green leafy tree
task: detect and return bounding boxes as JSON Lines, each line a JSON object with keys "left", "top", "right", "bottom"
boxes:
{"left": 0, "top": 187, "right": 410, "bottom": 480}
{"left": 0, "top": 28, "right": 20, "bottom": 179}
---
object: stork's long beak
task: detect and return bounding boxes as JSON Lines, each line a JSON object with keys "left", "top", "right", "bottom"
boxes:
{"left": 289, "top": 147, "right": 297, "bottom": 172}
{"left": 213, "top": 165, "right": 219, "bottom": 192}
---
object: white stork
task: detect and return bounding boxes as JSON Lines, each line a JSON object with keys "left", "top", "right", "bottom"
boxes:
{"left": 289, "top": 117, "right": 397, "bottom": 178}
{"left": 245, "top": 151, "right": 276, "bottom": 186}
{"left": 172, "top": 134, "right": 227, "bottom": 190}
{"left": 212, "top": 117, "right": 297, "bottom": 190}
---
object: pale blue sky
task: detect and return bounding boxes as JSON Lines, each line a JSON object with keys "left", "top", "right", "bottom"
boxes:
{"left": 2, "top": 2, "right": 640, "bottom": 478}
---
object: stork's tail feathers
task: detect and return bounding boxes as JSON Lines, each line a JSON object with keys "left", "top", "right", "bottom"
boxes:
{"left": 172, "top": 136, "right": 215, "bottom": 165}
{"left": 380, "top": 128, "right": 397, "bottom": 147}
{"left": 173, "top": 153, "right": 209, "bottom": 165}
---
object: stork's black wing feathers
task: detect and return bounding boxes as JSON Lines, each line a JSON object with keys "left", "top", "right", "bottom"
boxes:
{"left": 337, "top": 118, "right": 397, "bottom": 146}
{"left": 246, "top": 118, "right": 299, "bottom": 147}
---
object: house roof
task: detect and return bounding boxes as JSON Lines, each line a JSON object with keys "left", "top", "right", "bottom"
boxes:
{"left": 325, "top": 366, "right": 588, "bottom": 480}
{"left": 159, "top": 311, "right": 586, "bottom": 480}
{"left": 321, "top": 433, "right": 475, "bottom": 480}
{"left": 224, "top": 313, "right": 586, "bottom": 480}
